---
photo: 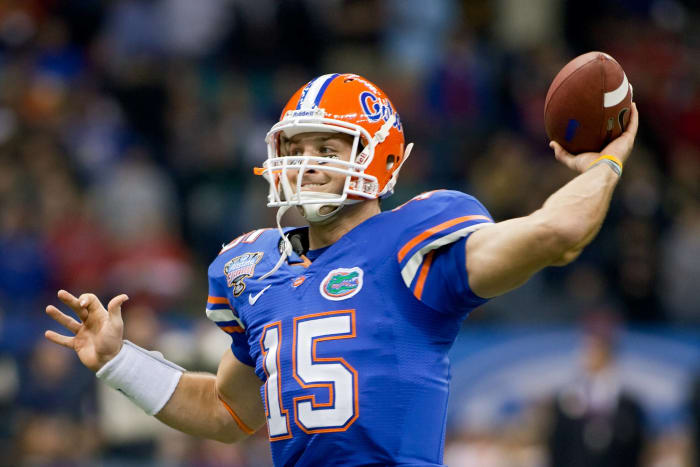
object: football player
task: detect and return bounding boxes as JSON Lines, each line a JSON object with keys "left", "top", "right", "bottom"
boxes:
{"left": 45, "top": 73, "right": 638, "bottom": 466}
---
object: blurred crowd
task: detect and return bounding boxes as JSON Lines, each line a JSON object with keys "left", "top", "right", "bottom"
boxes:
{"left": 0, "top": 0, "right": 698, "bottom": 465}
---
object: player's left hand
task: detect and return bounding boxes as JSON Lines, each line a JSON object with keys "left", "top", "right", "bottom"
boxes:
{"left": 44, "top": 290, "right": 128, "bottom": 372}
{"left": 551, "top": 102, "right": 639, "bottom": 173}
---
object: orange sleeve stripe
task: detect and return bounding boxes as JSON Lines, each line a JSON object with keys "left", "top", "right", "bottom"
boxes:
{"left": 221, "top": 325, "right": 245, "bottom": 334}
{"left": 208, "top": 296, "right": 230, "bottom": 305}
{"left": 218, "top": 395, "right": 255, "bottom": 435}
{"left": 398, "top": 215, "right": 491, "bottom": 262}
{"left": 413, "top": 250, "right": 435, "bottom": 300}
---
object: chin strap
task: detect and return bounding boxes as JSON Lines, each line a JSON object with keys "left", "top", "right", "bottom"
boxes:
{"left": 258, "top": 205, "right": 293, "bottom": 281}
{"left": 299, "top": 192, "right": 344, "bottom": 223}
{"left": 302, "top": 204, "right": 340, "bottom": 223}
{"left": 299, "top": 190, "right": 364, "bottom": 224}
{"left": 302, "top": 201, "right": 351, "bottom": 223}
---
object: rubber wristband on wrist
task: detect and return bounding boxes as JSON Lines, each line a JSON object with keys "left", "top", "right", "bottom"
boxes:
{"left": 586, "top": 154, "right": 623, "bottom": 176}
{"left": 96, "top": 340, "right": 184, "bottom": 415}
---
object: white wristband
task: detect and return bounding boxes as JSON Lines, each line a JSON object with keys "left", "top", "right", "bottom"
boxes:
{"left": 96, "top": 340, "right": 184, "bottom": 415}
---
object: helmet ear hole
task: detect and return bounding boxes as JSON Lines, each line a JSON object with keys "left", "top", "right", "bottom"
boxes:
{"left": 386, "top": 154, "right": 396, "bottom": 171}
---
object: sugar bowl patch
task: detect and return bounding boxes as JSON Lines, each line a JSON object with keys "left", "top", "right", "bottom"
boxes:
{"left": 320, "top": 267, "right": 363, "bottom": 301}
{"left": 224, "top": 252, "right": 264, "bottom": 296}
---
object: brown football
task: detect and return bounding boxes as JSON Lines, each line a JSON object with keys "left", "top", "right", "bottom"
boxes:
{"left": 544, "top": 51, "right": 632, "bottom": 154}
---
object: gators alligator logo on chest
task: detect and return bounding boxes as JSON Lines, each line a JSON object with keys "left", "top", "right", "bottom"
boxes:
{"left": 319, "top": 267, "right": 364, "bottom": 301}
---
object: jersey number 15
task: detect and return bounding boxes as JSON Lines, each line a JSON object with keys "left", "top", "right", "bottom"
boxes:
{"left": 260, "top": 310, "right": 359, "bottom": 440}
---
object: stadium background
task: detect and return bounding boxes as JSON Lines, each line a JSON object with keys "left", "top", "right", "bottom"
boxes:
{"left": 0, "top": 0, "right": 698, "bottom": 465}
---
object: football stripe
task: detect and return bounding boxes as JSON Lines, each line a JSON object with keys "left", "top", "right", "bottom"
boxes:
{"left": 295, "top": 79, "right": 315, "bottom": 110}
{"left": 397, "top": 215, "right": 492, "bottom": 263}
{"left": 208, "top": 296, "right": 230, "bottom": 304}
{"left": 220, "top": 324, "right": 245, "bottom": 334}
{"left": 412, "top": 250, "right": 435, "bottom": 300}
{"left": 604, "top": 72, "right": 630, "bottom": 108}
{"left": 206, "top": 307, "right": 246, "bottom": 330}
{"left": 314, "top": 73, "right": 340, "bottom": 107}
{"left": 400, "top": 222, "right": 492, "bottom": 289}
{"left": 298, "top": 74, "right": 339, "bottom": 110}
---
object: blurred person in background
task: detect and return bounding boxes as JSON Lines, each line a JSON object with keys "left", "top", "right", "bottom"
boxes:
{"left": 43, "top": 69, "right": 638, "bottom": 466}
{"left": 547, "top": 311, "right": 646, "bottom": 467}
{"left": 692, "top": 375, "right": 700, "bottom": 467}
{"left": 14, "top": 339, "right": 98, "bottom": 465}
{"left": 0, "top": 353, "right": 19, "bottom": 467}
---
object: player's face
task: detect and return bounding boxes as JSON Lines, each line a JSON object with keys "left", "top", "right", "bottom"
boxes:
{"left": 280, "top": 132, "right": 354, "bottom": 197}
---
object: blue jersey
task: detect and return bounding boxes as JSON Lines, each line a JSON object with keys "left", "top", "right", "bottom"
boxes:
{"left": 206, "top": 190, "right": 493, "bottom": 466}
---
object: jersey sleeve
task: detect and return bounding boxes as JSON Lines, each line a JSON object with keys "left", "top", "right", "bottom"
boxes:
{"left": 205, "top": 267, "right": 255, "bottom": 367}
{"left": 394, "top": 190, "right": 493, "bottom": 315}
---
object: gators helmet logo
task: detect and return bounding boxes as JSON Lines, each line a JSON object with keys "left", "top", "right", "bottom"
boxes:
{"left": 319, "top": 267, "right": 364, "bottom": 301}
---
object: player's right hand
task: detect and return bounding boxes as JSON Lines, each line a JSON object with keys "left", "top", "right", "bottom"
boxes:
{"left": 551, "top": 102, "right": 639, "bottom": 173}
{"left": 45, "top": 290, "right": 129, "bottom": 372}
